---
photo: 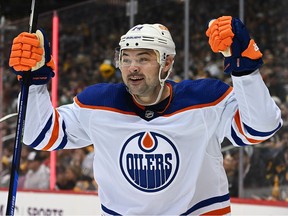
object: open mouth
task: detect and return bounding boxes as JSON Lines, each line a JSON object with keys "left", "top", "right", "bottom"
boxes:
{"left": 130, "top": 76, "right": 143, "bottom": 81}
{"left": 129, "top": 76, "right": 144, "bottom": 83}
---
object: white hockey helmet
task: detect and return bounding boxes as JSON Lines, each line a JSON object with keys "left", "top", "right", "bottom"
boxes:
{"left": 119, "top": 24, "right": 176, "bottom": 66}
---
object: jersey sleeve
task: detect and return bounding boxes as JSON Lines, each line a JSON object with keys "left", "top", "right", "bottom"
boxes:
{"left": 22, "top": 85, "right": 92, "bottom": 151}
{"left": 218, "top": 69, "right": 282, "bottom": 146}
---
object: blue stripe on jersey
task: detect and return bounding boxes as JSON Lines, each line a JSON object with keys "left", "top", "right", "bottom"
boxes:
{"left": 76, "top": 79, "right": 231, "bottom": 115}
{"left": 180, "top": 193, "right": 230, "bottom": 215}
{"left": 54, "top": 121, "right": 68, "bottom": 150}
{"left": 244, "top": 122, "right": 282, "bottom": 137}
{"left": 231, "top": 126, "right": 249, "bottom": 146}
{"left": 101, "top": 194, "right": 230, "bottom": 215}
{"left": 28, "top": 114, "right": 53, "bottom": 148}
{"left": 101, "top": 204, "right": 122, "bottom": 215}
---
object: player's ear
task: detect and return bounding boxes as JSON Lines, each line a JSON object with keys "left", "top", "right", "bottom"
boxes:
{"left": 163, "top": 55, "right": 174, "bottom": 73}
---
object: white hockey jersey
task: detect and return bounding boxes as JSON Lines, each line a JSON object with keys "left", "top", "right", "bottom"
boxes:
{"left": 23, "top": 70, "right": 282, "bottom": 215}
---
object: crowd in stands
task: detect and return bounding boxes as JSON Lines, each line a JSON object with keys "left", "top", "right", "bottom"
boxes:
{"left": 1, "top": 0, "right": 288, "bottom": 201}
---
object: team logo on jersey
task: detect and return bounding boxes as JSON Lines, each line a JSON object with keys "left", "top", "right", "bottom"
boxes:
{"left": 119, "top": 131, "right": 179, "bottom": 192}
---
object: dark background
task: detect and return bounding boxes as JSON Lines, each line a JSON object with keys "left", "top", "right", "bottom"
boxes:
{"left": 0, "top": 0, "right": 92, "bottom": 21}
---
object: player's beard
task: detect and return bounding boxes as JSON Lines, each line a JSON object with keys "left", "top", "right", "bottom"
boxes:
{"left": 125, "top": 73, "right": 161, "bottom": 104}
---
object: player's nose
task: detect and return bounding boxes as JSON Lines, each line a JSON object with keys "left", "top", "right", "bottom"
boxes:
{"left": 128, "top": 64, "right": 140, "bottom": 73}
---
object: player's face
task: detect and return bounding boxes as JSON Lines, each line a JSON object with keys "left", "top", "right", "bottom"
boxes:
{"left": 120, "top": 49, "right": 162, "bottom": 103}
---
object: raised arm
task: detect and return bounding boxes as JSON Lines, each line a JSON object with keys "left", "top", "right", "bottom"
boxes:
{"left": 9, "top": 29, "right": 91, "bottom": 150}
{"left": 206, "top": 16, "right": 282, "bottom": 146}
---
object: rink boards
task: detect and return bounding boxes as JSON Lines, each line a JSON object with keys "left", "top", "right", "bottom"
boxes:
{"left": 0, "top": 189, "right": 287, "bottom": 215}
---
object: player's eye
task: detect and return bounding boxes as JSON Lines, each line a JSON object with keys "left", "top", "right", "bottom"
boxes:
{"left": 138, "top": 58, "right": 149, "bottom": 64}
{"left": 121, "top": 58, "right": 132, "bottom": 66}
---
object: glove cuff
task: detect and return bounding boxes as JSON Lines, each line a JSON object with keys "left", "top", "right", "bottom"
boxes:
{"left": 241, "top": 39, "right": 263, "bottom": 60}
{"left": 224, "top": 56, "right": 263, "bottom": 75}
{"left": 11, "top": 66, "right": 55, "bottom": 85}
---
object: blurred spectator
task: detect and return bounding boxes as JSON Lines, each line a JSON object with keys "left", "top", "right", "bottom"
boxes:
{"left": 96, "top": 59, "right": 118, "bottom": 83}
{"left": 0, "top": 144, "right": 13, "bottom": 188}
{"left": 81, "top": 149, "right": 94, "bottom": 178}
{"left": 226, "top": 147, "right": 268, "bottom": 198}
{"left": 56, "top": 165, "right": 81, "bottom": 190}
{"left": 243, "top": 148, "right": 267, "bottom": 189}
{"left": 74, "top": 175, "right": 97, "bottom": 192}
{"left": 0, "top": 0, "right": 287, "bottom": 199}
{"left": 0, "top": 152, "right": 12, "bottom": 188}
{"left": 70, "top": 148, "right": 88, "bottom": 168}
{"left": 223, "top": 152, "right": 238, "bottom": 197}
{"left": 22, "top": 151, "right": 50, "bottom": 190}
{"left": 18, "top": 146, "right": 32, "bottom": 188}
{"left": 266, "top": 72, "right": 287, "bottom": 103}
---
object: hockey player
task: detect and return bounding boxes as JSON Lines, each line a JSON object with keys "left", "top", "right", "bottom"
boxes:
{"left": 9, "top": 16, "right": 282, "bottom": 215}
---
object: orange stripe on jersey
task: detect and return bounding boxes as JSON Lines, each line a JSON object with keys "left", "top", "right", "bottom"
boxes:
{"left": 201, "top": 206, "right": 231, "bottom": 215}
{"left": 234, "top": 110, "right": 264, "bottom": 144}
{"left": 164, "top": 86, "right": 233, "bottom": 117}
{"left": 74, "top": 85, "right": 232, "bottom": 117}
{"left": 74, "top": 96, "right": 136, "bottom": 116}
{"left": 42, "top": 109, "right": 60, "bottom": 151}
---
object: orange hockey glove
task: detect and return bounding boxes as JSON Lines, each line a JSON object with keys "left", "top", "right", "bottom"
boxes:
{"left": 9, "top": 29, "right": 55, "bottom": 85}
{"left": 206, "top": 16, "right": 234, "bottom": 54}
{"left": 206, "top": 16, "right": 263, "bottom": 75}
